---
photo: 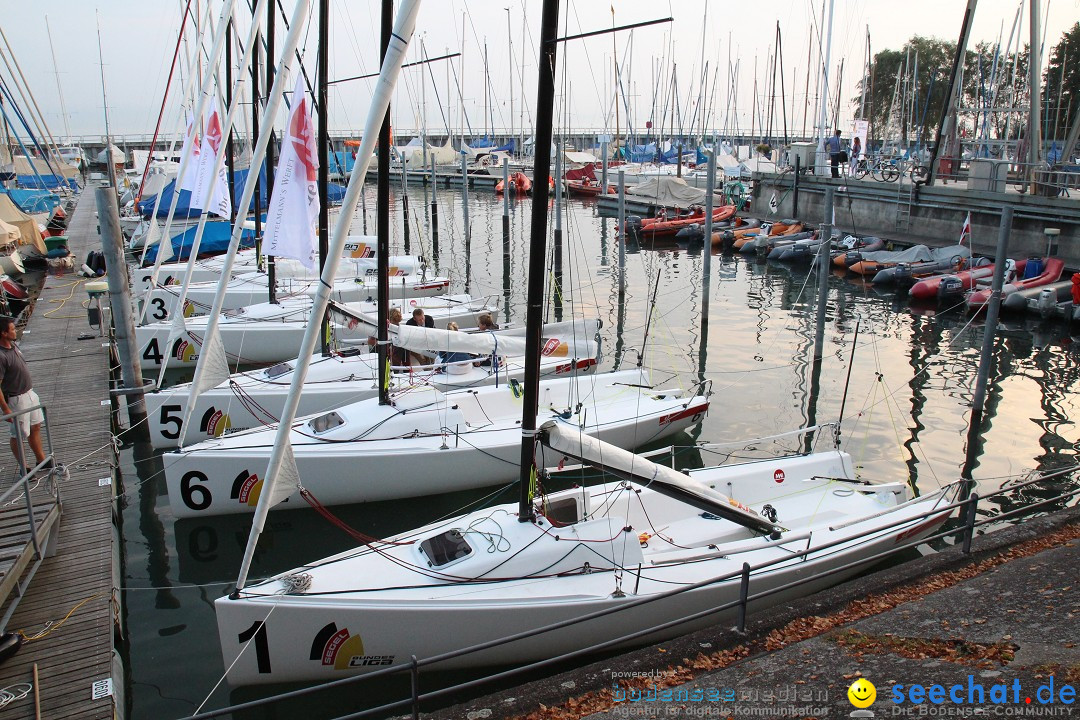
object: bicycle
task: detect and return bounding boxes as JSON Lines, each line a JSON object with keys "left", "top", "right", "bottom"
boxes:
{"left": 857, "top": 154, "right": 900, "bottom": 182}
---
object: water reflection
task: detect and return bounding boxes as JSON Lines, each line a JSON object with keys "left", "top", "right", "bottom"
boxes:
{"left": 121, "top": 186, "right": 1078, "bottom": 719}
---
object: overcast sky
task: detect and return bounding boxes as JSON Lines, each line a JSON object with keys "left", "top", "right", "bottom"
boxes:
{"left": 3, "top": 0, "right": 1077, "bottom": 144}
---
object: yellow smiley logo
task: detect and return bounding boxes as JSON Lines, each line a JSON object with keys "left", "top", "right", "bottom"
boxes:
{"left": 848, "top": 678, "right": 876, "bottom": 708}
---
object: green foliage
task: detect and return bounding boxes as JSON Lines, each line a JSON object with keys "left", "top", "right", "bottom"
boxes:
{"left": 855, "top": 24, "right": 1079, "bottom": 147}
{"left": 1043, "top": 23, "right": 1080, "bottom": 140}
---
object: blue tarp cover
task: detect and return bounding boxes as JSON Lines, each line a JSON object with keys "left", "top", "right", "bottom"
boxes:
{"left": 2, "top": 188, "right": 60, "bottom": 213}
{"left": 16, "top": 175, "right": 78, "bottom": 191}
{"left": 141, "top": 220, "right": 258, "bottom": 265}
{"left": 138, "top": 165, "right": 268, "bottom": 219}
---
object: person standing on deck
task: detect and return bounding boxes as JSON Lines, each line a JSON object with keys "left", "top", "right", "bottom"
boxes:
{"left": 0, "top": 316, "right": 47, "bottom": 472}
{"left": 825, "top": 129, "right": 843, "bottom": 178}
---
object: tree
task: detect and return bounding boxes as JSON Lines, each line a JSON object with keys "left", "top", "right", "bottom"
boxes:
{"left": 854, "top": 36, "right": 959, "bottom": 148}
{"left": 854, "top": 35, "right": 1031, "bottom": 149}
{"left": 1042, "top": 22, "right": 1080, "bottom": 142}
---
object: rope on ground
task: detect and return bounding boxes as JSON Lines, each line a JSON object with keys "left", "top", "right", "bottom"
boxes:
{"left": 0, "top": 683, "right": 32, "bottom": 708}
{"left": 17, "top": 592, "right": 105, "bottom": 642}
{"left": 41, "top": 276, "right": 91, "bottom": 319}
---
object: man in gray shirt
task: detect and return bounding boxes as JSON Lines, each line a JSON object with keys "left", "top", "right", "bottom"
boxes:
{"left": 0, "top": 316, "right": 47, "bottom": 472}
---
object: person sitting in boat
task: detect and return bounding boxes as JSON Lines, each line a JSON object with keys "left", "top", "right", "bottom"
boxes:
{"left": 406, "top": 308, "right": 436, "bottom": 366}
{"left": 1003, "top": 258, "right": 1018, "bottom": 284}
{"left": 690, "top": 205, "right": 704, "bottom": 218}
{"left": 367, "top": 307, "right": 408, "bottom": 367}
{"left": 656, "top": 208, "right": 668, "bottom": 222}
{"left": 437, "top": 322, "right": 473, "bottom": 375}
{"left": 474, "top": 313, "right": 501, "bottom": 367}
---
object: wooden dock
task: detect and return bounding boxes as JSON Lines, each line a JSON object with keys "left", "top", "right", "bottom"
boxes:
{"left": 0, "top": 191, "right": 118, "bottom": 718}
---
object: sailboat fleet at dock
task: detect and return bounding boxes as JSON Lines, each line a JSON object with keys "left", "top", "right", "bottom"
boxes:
{"left": 94, "top": 0, "right": 970, "bottom": 692}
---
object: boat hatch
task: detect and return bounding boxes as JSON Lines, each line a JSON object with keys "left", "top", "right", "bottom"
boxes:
{"left": 309, "top": 411, "right": 345, "bottom": 434}
{"left": 536, "top": 495, "right": 585, "bottom": 527}
{"left": 264, "top": 362, "right": 292, "bottom": 379}
{"left": 418, "top": 529, "right": 472, "bottom": 568}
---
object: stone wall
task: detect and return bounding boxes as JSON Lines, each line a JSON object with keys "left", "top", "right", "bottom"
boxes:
{"left": 753, "top": 172, "right": 1080, "bottom": 267}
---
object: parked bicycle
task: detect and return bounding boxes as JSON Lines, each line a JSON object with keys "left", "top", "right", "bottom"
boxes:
{"left": 853, "top": 154, "right": 900, "bottom": 182}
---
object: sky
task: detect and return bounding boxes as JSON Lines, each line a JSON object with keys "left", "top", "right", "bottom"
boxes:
{"left": 3, "top": 0, "right": 1078, "bottom": 145}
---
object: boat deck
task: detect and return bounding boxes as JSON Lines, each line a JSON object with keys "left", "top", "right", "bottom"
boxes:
{"left": 0, "top": 190, "right": 118, "bottom": 719}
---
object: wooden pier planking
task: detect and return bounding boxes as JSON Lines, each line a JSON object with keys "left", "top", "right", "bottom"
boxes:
{"left": 0, "top": 192, "right": 118, "bottom": 719}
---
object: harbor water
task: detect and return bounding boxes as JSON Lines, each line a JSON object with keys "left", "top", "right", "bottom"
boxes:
{"left": 117, "top": 183, "right": 1080, "bottom": 718}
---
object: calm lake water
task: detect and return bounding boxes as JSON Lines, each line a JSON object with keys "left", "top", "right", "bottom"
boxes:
{"left": 117, "top": 183, "right": 1080, "bottom": 719}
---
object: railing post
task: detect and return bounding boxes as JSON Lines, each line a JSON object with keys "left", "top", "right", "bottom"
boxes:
{"left": 21, "top": 473, "right": 40, "bottom": 558}
{"left": 410, "top": 654, "right": 420, "bottom": 720}
{"left": 962, "top": 493, "right": 979, "bottom": 555}
{"left": 736, "top": 562, "right": 751, "bottom": 632}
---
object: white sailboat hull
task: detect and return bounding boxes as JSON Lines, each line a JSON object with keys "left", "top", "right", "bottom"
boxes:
{"left": 133, "top": 295, "right": 499, "bottom": 370}
{"left": 215, "top": 459, "right": 956, "bottom": 685}
{"left": 142, "top": 272, "right": 449, "bottom": 322}
{"left": 163, "top": 369, "right": 709, "bottom": 517}
{"left": 144, "top": 317, "right": 601, "bottom": 448}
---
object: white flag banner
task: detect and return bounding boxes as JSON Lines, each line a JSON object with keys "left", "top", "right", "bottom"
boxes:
{"left": 192, "top": 97, "right": 232, "bottom": 218}
{"left": 178, "top": 112, "right": 201, "bottom": 193}
{"left": 263, "top": 73, "right": 320, "bottom": 270}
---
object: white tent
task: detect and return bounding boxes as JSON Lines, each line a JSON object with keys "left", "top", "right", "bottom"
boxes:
{"left": 96, "top": 144, "right": 127, "bottom": 165}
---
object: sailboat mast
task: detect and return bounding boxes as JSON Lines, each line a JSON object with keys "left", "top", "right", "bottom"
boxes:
{"left": 266, "top": 0, "right": 278, "bottom": 303}
{"left": 815, "top": 0, "right": 835, "bottom": 169}
{"left": 95, "top": 10, "right": 115, "bottom": 189}
{"left": 318, "top": 0, "right": 330, "bottom": 356}
{"left": 507, "top": 8, "right": 513, "bottom": 146}
{"left": 483, "top": 40, "right": 489, "bottom": 140}
{"left": 44, "top": 17, "right": 71, "bottom": 141}
{"left": 612, "top": 6, "right": 620, "bottom": 158}
{"left": 377, "top": 0, "right": 391, "bottom": 405}
{"left": 518, "top": 0, "right": 560, "bottom": 523}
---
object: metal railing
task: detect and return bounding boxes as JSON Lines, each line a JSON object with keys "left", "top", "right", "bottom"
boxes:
{"left": 184, "top": 465, "right": 1079, "bottom": 720}
{"left": 0, "top": 402, "right": 61, "bottom": 632}
{"left": 977, "top": 158, "right": 1080, "bottom": 197}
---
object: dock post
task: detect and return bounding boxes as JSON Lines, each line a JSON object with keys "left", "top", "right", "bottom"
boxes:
{"left": 962, "top": 207, "right": 1013, "bottom": 484}
{"left": 700, "top": 150, "right": 717, "bottom": 349}
{"left": 600, "top": 140, "right": 609, "bottom": 192}
{"left": 460, "top": 151, "right": 470, "bottom": 239}
{"left": 793, "top": 155, "right": 800, "bottom": 217}
{"left": 401, "top": 163, "right": 411, "bottom": 254}
{"left": 501, "top": 157, "right": 510, "bottom": 242}
{"left": 617, "top": 170, "right": 626, "bottom": 274}
{"left": 95, "top": 186, "right": 148, "bottom": 432}
{"left": 430, "top": 156, "right": 439, "bottom": 256}
{"left": 813, "top": 187, "right": 834, "bottom": 362}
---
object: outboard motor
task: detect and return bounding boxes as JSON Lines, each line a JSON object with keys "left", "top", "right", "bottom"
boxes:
{"left": 937, "top": 275, "right": 963, "bottom": 300}
{"left": 675, "top": 223, "right": 704, "bottom": 242}
{"left": 788, "top": 244, "right": 815, "bottom": 263}
{"left": 892, "top": 263, "right": 915, "bottom": 290}
{"left": 844, "top": 251, "right": 864, "bottom": 267}
{"left": 1036, "top": 287, "right": 1057, "bottom": 318}
{"left": 624, "top": 215, "right": 643, "bottom": 236}
{"left": 719, "top": 229, "right": 737, "bottom": 252}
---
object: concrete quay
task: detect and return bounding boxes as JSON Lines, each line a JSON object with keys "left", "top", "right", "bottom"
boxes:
{"left": 428, "top": 506, "right": 1080, "bottom": 720}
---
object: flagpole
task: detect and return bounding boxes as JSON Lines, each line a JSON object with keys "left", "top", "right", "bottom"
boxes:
{"left": 234, "top": 0, "right": 422, "bottom": 594}
{"left": 155, "top": 0, "right": 266, "bottom": 393}
{"left": 178, "top": 0, "right": 314, "bottom": 446}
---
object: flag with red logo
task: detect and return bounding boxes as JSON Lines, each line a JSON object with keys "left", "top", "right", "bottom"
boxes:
{"left": 192, "top": 97, "right": 232, "bottom": 218}
{"left": 263, "top": 73, "right": 320, "bottom": 270}
{"left": 959, "top": 211, "right": 971, "bottom": 247}
{"left": 178, "top": 111, "right": 201, "bottom": 192}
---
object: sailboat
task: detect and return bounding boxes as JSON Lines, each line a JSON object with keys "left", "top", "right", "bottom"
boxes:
{"left": 143, "top": 317, "right": 602, "bottom": 448}
{"left": 213, "top": 0, "right": 959, "bottom": 689}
